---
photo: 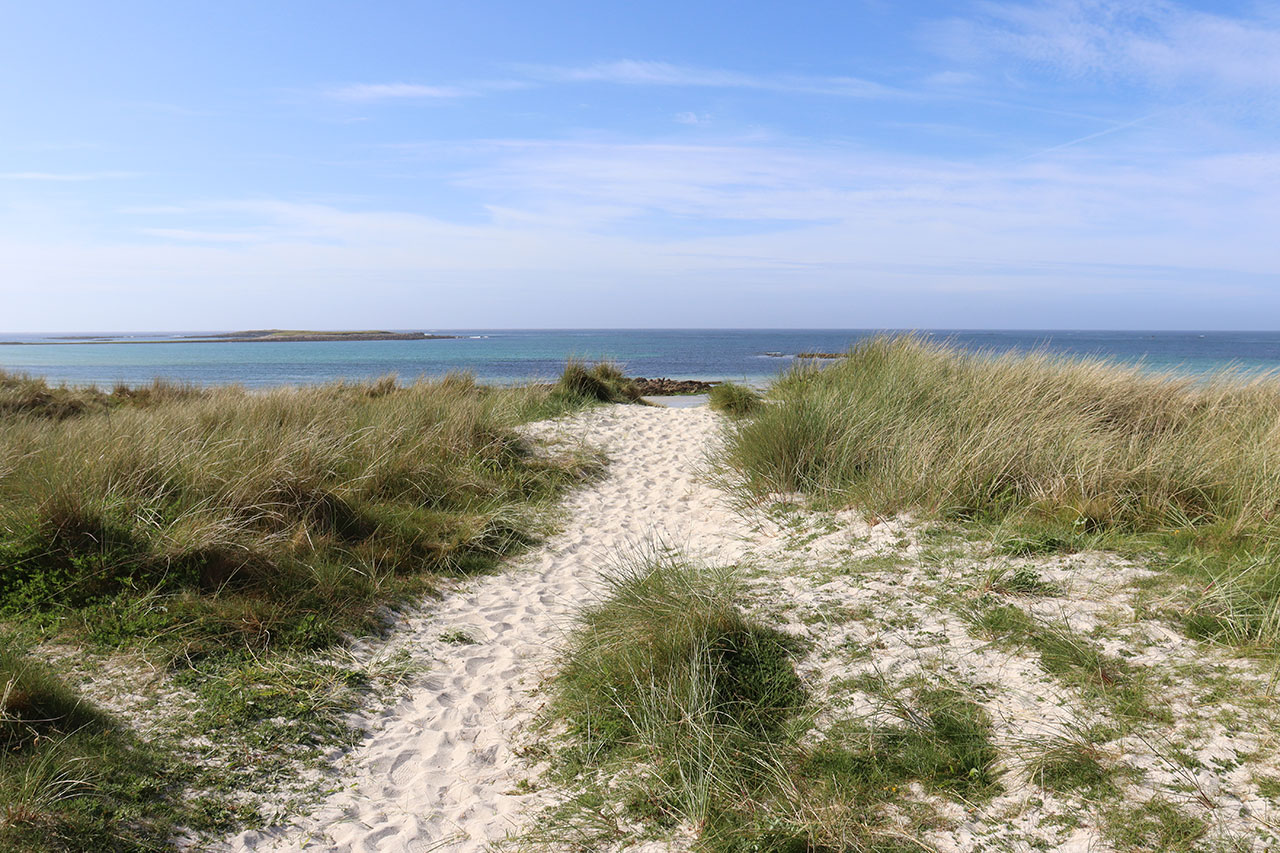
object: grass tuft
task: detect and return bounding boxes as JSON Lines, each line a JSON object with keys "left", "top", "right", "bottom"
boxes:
{"left": 542, "top": 547, "right": 1001, "bottom": 851}
{"left": 1022, "top": 730, "right": 1115, "bottom": 794}
{"left": 708, "top": 382, "right": 762, "bottom": 418}
{"left": 554, "top": 360, "right": 643, "bottom": 404}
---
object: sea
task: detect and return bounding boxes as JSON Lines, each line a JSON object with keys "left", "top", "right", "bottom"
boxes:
{"left": 3, "top": 330, "right": 1280, "bottom": 388}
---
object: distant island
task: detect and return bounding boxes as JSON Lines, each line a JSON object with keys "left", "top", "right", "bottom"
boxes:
{"left": 0, "top": 330, "right": 460, "bottom": 346}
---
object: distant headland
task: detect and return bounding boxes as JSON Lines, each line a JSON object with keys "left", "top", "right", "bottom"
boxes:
{"left": 0, "top": 330, "right": 460, "bottom": 346}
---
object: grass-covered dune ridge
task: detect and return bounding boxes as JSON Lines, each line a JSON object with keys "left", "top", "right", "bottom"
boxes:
{"left": 716, "top": 334, "right": 1280, "bottom": 651}
{"left": 0, "top": 371, "right": 598, "bottom": 652}
{"left": 0, "top": 367, "right": 607, "bottom": 849}
{"left": 720, "top": 334, "right": 1280, "bottom": 535}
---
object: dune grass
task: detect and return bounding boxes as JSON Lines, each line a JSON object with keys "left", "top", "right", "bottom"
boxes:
{"left": 714, "top": 334, "right": 1280, "bottom": 655}
{"left": 0, "top": 371, "right": 602, "bottom": 654}
{"left": 707, "top": 381, "right": 762, "bottom": 418}
{"left": 1, "top": 640, "right": 191, "bottom": 852}
{"left": 542, "top": 547, "right": 1000, "bottom": 851}
{"left": 552, "top": 548, "right": 805, "bottom": 831}
{"left": 554, "top": 359, "right": 643, "bottom": 404}
{"left": 0, "top": 365, "right": 613, "bottom": 849}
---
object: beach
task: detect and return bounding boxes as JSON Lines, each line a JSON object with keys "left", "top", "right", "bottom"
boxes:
{"left": 214, "top": 401, "right": 1277, "bottom": 852}
{"left": 6, "top": 347, "right": 1280, "bottom": 852}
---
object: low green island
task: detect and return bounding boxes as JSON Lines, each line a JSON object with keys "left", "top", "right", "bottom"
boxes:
{"left": 0, "top": 330, "right": 459, "bottom": 345}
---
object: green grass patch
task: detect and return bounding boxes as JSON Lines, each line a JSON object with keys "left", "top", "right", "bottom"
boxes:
{"left": 982, "top": 565, "right": 1062, "bottom": 597}
{"left": 0, "top": 641, "right": 207, "bottom": 851}
{"left": 540, "top": 548, "right": 1000, "bottom": 851}
{"left": 554, "top": 360, "right": 643, "bottom": 404}
{"left": 969, "top": 602, "right": 1154, "bottom": 723}
{"left": 1104, "top": 798, "right": 1207, "bottom": 852}
{"left": 708, "top": 382, "right": 762, "bottom": 418}
{"left": 1023, "top": 730, "right": 1116, "bottom": 795}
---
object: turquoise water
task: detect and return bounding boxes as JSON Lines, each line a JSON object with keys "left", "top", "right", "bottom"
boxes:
{"left": 3, "top": 329, "right": 1280, "bottom": 388}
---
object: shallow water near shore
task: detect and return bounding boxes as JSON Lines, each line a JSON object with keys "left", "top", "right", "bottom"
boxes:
{"left": 4, "top": 328, "right": 1280, "bottom": 387}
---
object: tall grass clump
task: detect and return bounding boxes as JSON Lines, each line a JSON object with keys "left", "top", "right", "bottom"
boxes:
{"left": 553, "top": 548, "right": 805, "bottom": 832}
{"left": 1, "top": 369, "right": 205, "bottom": 421}
{"left": 707, "top": 382, "right": 762, "bottom": 418}
{"left": 554, "top": 359, "right": 643, "bottom": 404}
{"left": 715, "top": 334, "right": 1280, "bottom": 652}
{"left": 0, "top": 372, "right": 595, "bottom": 656}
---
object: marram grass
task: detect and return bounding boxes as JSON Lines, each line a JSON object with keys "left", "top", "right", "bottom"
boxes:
{"left": 707, "top": 381, "right": 762, "bottom": 417}
{"left": 714, "top": 334, "right": 1280, "bottom": 653}
{"left": 0, "top": 365, "right": 610, "bottom": 850}
{"left": 541, "top": 547, "right": 1000, "bottom": 851}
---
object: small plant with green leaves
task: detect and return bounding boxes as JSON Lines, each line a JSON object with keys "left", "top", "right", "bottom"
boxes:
{"left": 983, "top": 565, "right": 1062, "bottom": 597}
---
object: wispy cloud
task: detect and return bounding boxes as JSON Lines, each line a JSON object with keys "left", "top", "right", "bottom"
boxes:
{"left": 328, "top": 83, "right": 473, "bottom": 101}
{"left": 932, "top": 0, "right": 1280, "bottom": 94}
{"left": 526, "top": 60, "right": 899, "bottom": 97}
{"left": 0, "top": 171, "right": 136, "bottom": 181}
{"left": 327, "top": 79, "right": 532, "bottom": 102}
{"left": 326, "top": 60, "right": 900, "bottom": 106}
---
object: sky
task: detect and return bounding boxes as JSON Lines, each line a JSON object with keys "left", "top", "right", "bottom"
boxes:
{"left": 1, "top": 0, "right": 1278, "bottom": 331}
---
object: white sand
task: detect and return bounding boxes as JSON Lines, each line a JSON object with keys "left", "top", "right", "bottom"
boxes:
{"left": 222, "top": 404, "right": 1280, "bottom": 853}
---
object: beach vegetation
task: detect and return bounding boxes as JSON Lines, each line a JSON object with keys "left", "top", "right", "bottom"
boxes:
{"left": 707, "top": 381, "right": 762, "bottom": 417}
{"left": 1, "top": 369, "right": 204, "bottom": 421}
{"left": 554, "top": 359, "right": 643, "bottom": 404}
{"left": 0, "top": 368, "right": 604, "bottom": 849}
{"left": 714, "top": 334, "right": 1280, "bottom": 656}
{"left": 539, "top": 547, "right": 1002, "bottom": 851}
{"left": 968, "top": 601, "right": 1153, "bottom": 723}
{"left": 0, "top": 641, "right": 193, "bottom": 851}
{"left": 1022, "top": 730, "right": 1116, "bottom": 795}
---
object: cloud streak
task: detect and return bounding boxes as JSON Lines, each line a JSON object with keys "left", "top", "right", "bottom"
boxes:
{"left": 0, "top": 171, "right": 136, "bottom": 181}
{"left": 525, "top": 60, "right": 901, "bottom": 97}
{"left": 328, "top": 60, "right": 901, "bottom": 105}
{"left": 328, "top": 83, "right": 473, "bottom": 101}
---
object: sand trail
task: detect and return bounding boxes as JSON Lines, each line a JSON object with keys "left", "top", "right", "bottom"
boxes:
{"left": 227, "top": 405, "right": 759, "bottom": 853}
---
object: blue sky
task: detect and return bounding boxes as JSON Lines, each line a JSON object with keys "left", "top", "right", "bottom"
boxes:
{"left": 2, "top": 0, "right": 1278, "bottom": 331}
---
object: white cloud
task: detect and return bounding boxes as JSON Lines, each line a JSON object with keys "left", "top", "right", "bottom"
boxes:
{"left": 328, "top": 83, "right": 472, "bottom": 101}
{"left": 524, "top": 60, "right": 900, "bottom": 98}
{"left": 674, "top": 111, "right": 710, "bottom": 126}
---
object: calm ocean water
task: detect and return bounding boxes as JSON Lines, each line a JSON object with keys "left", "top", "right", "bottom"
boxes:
{"left": 3, "top": 330, "right": 1280, "bottom": 388}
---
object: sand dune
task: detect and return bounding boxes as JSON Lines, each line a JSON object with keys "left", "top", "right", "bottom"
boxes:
{"left": 222, "top": 404, "right": 1279, "bottom": 853}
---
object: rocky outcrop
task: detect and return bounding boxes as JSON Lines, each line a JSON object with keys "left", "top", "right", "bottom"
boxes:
{"left": 631, "top": 377, "right": 718, "bottom": 395}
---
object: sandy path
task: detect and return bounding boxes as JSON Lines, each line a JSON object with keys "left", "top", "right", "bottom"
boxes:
{"left": 227, "top": 405, "right": 756, "bottom": 853}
